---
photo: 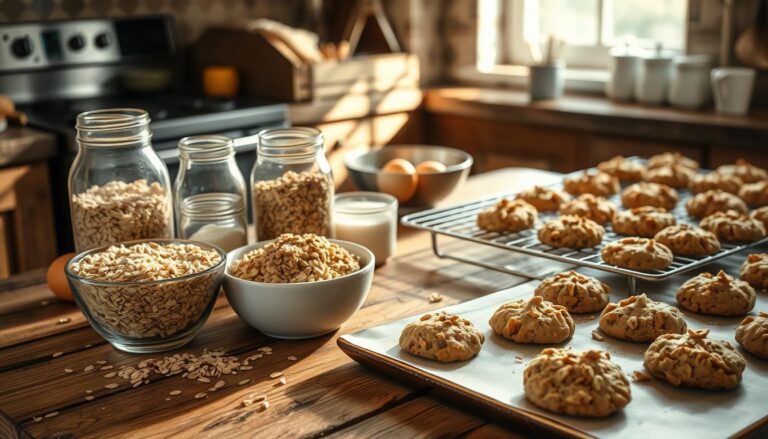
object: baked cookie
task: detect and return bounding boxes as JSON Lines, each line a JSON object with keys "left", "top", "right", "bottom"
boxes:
{"left": 647, "top": 152, "right": 699, "bottom": 170}
{"left": 612, "top": 207, "right": 676, "bottom": 238}
{"left": 597, "top": 155, "right": 646, "bottom": 181}
{"left": 751, "top": 206, "right": 768, "bottom": 229}
{"left": 524, "top": 348, "right": 631, "bottom": 417}
{"left": 688, "top": 172, "right": 743, "bottom": 194}
{"left": 740, "top": 253, "right": 768, "bottom": 291}
{"left": 399, "top": 312, "right": 485, "bottom": 362}
{"left": 700, "top": 210, "right": 767, "bottom": 242}
{"left": 538, "top": 215, "right": 605, "bottom": 249}
{"left": 489, "top": 296, "right": 575, "bottom": 343}
{"left": 534, "top": 271, "right": 609, "bottom": 313}
{"left": 599, "top": 294, "right": 687, "bottom": 342}
{"left": 643, "top": 328, "right": 746, "bottom": 390}
{"left": 735, "top": 312, "right": 768, "bottom": 359}
{"left": 558, "top": 194, "right": 616, "bottom": 225}
{"left": 653, "top": 224, "right": 720, "bottom": 256}
{"left": 515, "top": 186, "right": 570, "bottom": 212}
{"left": 601, "top": 238, "right": 673, "bottom": 270}
{"left": 676, "top": 271, "right": 756, "bottom": 316}
{"left": 738, "top": 180, "right": 768, "bottom": 207}
{"left": 477, "top": 199, "right": 537, "bottom": 233}
{"left": 643, "top": 164, "right": 695, "bottom": 188}
{"left": 620, "top": 182, "right": 678, "bottom": 210}
{"left": 716, "top": 159, "right": 768, "bottom": 183}
{"left": 563, "top": 171, "right": 620, "bottom": 196}
{"left": 685, "top": 189, "right": 748, "bottom": 219}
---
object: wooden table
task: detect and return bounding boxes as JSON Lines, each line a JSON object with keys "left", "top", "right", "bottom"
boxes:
{"left": 0, "top": 168, "right": 559, "bottom": 438}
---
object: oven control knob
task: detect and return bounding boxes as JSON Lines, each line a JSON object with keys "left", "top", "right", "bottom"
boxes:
{"left": 10, "top": 36, "right": 32, "bottom": 58}
{"left": 68, "top": 34, "right": 86, "bottom": 51}
{"left": 94, "top": 33, "right": 110, "bottom": 49}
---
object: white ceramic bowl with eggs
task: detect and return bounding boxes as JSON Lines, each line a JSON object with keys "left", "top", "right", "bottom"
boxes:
{"left": 223, "top": 239, "right": 375, "bottom": 339}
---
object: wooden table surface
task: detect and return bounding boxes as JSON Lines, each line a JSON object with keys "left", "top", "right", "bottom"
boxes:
{"left": 0, "top": 168, "right": 560, "bottom": 439}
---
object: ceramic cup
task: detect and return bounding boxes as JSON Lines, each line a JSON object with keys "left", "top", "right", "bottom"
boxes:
{"left": 711, "top": 67, "right": 756, "bottom": 115}
{"left": 528, "top": 61, "right": 565, "bottom": 100}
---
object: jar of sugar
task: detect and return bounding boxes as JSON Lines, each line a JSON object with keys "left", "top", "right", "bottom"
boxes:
{"left": 334, "top": 192, "right": 398, "bottom": 266}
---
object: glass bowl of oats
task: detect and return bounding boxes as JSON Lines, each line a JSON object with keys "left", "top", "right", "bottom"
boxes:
{"left": 65, "top": 239, "right": 226, "bottom": 353}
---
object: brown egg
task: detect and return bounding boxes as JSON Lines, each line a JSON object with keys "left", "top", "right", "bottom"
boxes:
{"left": 382, "top": 158, "right": 417, "bottom": 174}
{"left": 47, "top": 253, "right": 76, "bottom": 301}
{"left": 415, "top": 160, "right": 447, "bottom": 174}
{"left": 378, "top": 158, "right": 418, "bottom": 203}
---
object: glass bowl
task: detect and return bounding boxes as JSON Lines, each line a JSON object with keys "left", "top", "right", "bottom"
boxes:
{"left": 65, "top": 239, "right": 226, "bottom": 353}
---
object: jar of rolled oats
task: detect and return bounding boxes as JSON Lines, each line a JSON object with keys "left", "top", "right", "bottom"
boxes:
{"left": 68, "top": 109, "right": 174, "bottom": 252}
{"left": 250, "top": 127, "right": 334, "bottom": 241}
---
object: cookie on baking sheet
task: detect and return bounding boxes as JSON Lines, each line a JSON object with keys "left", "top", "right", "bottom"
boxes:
{"left": 612, "top": 206, "right": 676, "bottom": 238}
{"left": 601, "top": 237, "right": 673, "bottom": 270}
{"left": 752, "top": 206, "right": 768, "bottom": 230}
{"left": 476, "top": 199, "right": 537, "bottom": 233}
{"left": 515, "top": 186, "right": 570, "bottom": 212}
{"left": 685, "top": 189, "right": 749, "bottom": 219}
{"left": 399, "top": 312, "right": 485, "bottom": 363}
{"left": 563, "top": 171, "right": 620, "bottom": 196}
{"left": 653, "top": 224, "right": 721, "bottom": 256}
{"left": 537, "top": 215, "right": 605, "bottom": 249}
{"left": 534, "top": 270, "right": 609, "bottom": 313}
{"left": 676, "top": 270, "right": 756, "bottom": 316}
{"left": 599, "top": 293, "right": 687, "bottom": 342}
{"left": 736, "top": 312, "right": 768, "bottom": 359}
{"left": 558, "top": 194, "right": 616, "bottom": 225}
{"left": 643, "top": 328, "right": 746, "bottom": 390}
{"left": 740, "top": 253, "right": 768, "bottom": 291}
{"left": 643, "top": 164, "right": 696, "bottom": 188}
{"left": 524, "top": 348, "right": 631, "bottom": 417}
{"left": 738, "top": 180, "right": 768, "bottom": 207}
{"left": 688, "top": 171, "right": 743, "bottom": 194}
{"left": 647, "top": 152, "right": 700, "bottom": 170}
{"left": 597, "top": 155, "right": 646, "bottom": 181}
{"left": 489, "top": 296, "right": 575, "bottom": 343}
{"left": 716, "top": 159, "right": 768, "bottom": 183}
{"left": 621, "top": 182, "right": 679, "bottom": 210}
{"left": 700, "top": 210, "right": 767, "bottom": 243}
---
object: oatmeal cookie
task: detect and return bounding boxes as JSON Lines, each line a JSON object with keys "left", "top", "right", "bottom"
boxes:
{"left": 601, "top": 238, "right": 673, "bottom": 270}
{"left": 477, "top": 199, "right": 537, "bottom": 233}
{"left": 538, "top": 215, "right": 605, "bottom": 249}
{"left": 621, "top": 182, "right": 679, "bottom": 210}
{"left": 685, "top": 189, "right": 748, "bottom": 219}
{"left": 558, "top": 194, "right": 616, "bottom": 225}
{"left": 740, "top": 253, "right": 768, "bottom": 291}
{"left": 676, "top": 271, "right": 756, "bottom": 316}
{"left": 399, "top": 312, "right": 485, "bottom": 362}
{"left": 751, "top": 206, "right": 768, "bottom": 229}
{"left": 515, "top": 186, "right": 570, "bottom": 212}
{"left": 612, "top": 207, "right": 676, "bottom": 238}
{"left": 599, "top": 294, "right": 687, "bottom": 342}
{"left": 647, "top": 152, "right": 699, "bottom": 170}
{"left": 643, "top": 329, "right": 746, "bottom": 390}
{"left": 735, "top": 312, "right": 768, "bottom": 359}
{"left": 643, "top": 164, "right": 696, "bottom": 188}
{"left": 738, "top": 180, "right": 768, "bottom": 206}
{"left": 524, "top": 348, "right": 631, "bottom": 417}
{"left": 597, "top": 155, "right": 646, "bottom": 181}
{"left": 563, "top": 171, "right": 620, "bottom": 196}
{"left": 699, "top": 210, "right": 767, "bottom": 242}
{"left": 716, "top": 159, "right": 768, "bottom": 183}
{"left": 653, "top": 224, "right": 720, "bottom": 256}
{"left": 489, "top": 296, "right": 575, "bottom": 343}
{"left": 534, "top": 271, "right": 609, "bottom": 313}
{"left": 688, "top": 172, "right": 743, "bottom": 194}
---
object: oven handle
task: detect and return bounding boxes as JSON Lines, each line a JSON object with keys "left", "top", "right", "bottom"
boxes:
{"left": 156, "top": 133, "right": 260, "bottom": 165}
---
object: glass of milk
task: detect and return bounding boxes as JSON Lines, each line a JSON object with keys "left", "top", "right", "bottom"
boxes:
{"left": 334, "top": 192, "right": 398, "bottom": 266}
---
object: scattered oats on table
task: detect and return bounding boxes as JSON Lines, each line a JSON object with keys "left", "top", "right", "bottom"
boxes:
{"left": 428, "top": 292, "right": 443, "bottom": 303}
{"left": 44, "top": 411, "right": 59, "bottom": 418}
{"left": 287, "top": 356, "right": 297, "bottom": 361}
{"left": 104, "top": 383, "right": 119, "bottom": 389}
{"left": 269, "top": 372, "right": 283, "bottom": 379}
{"left": 52, "top": 351, "right": 63, "bottom": 358}
{"left": 278, "top": 376, "right": 287, "bottom": 385}
{"left": 238, "top": 379, "right": 250, "bottom": 386}
{"left": 85, "top": 395, "right": 95, "bottom": 401}
{"left": 591, "top": 330, "right": 605, "bottom": 341}
{"left": 104, "top": 372, "right": 117, "bottom": 378}
{"left": 57, "top": 317, "right": 71, "bottom": 325}
{"left": 195, "top": 392, "right": 207, "bottom": 399}
{"left": 632, "top": 371, "right": 651, "bottom": 382}
{"left": 64, "top": 368, "right": 73, "bottom": 374}
{"left": 169, "top": 390, "right": 182, "bottom": 396}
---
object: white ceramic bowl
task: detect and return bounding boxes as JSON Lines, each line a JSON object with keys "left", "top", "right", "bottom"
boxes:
{"left": 223, "top": 239, "right": 375, "bottom": 339}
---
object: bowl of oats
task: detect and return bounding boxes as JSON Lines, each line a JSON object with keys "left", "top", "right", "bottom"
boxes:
{"left": 224, "top": 233, "right": 374, "bottom": 339}
{"left": 65, "top": 239, "right": 226, "bottom": 353}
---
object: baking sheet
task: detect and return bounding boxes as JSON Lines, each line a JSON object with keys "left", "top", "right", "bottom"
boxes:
{"left": 340, "top": 251, "right": 768, "bottom": 438}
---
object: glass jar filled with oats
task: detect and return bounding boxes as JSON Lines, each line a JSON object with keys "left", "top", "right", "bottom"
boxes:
{"left": 68, "top": 109, "right": 174, "bottom": 252}
{"left": 250, "top": 127, "right": 334, "bottom": 241}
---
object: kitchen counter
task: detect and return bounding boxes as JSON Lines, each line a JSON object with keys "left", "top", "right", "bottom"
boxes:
{"left": 0, "top": 168, "right": 558, "bottom": 439}
{"left": 0, "top": 127, "right": 57, "bottom": 168}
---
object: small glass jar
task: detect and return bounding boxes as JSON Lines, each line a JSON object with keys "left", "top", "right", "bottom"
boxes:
{"left": 334, "top": 192, "right": 398, "bottom": 266}
{"left": 250, "top": 127, "right": 334, "bottom": 241}
{"left": 68, "top": 109, "right": 174, "bottom": 252}
{"left": 179, "top": 194, "right": 247, "bottom": 252}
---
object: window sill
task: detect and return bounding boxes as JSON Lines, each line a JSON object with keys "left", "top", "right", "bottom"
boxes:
{"left": 451, "top": 64, "right": 609, "bottom": 94}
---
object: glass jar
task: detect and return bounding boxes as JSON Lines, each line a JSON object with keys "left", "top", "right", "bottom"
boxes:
{"left": 68, "top": 109, "right": 174, "bottom": 252}
{"left": 175, "top": 135, "right": 248, "bottom": 252}
{"left": 250, "top": 127, "right": 334, "bottom": 241}
{"left": 334, "top": 192, "right": 398, "bottom": 266}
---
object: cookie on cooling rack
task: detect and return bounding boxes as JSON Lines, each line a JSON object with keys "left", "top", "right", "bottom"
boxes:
{"left": 685, "top": 190, "right": 748, "bottom": 219}
{"left": 399, "top": 312, "right": 485, "bottom": 363}
{"left": 558, "top": 194, "right": 616, "bottom": 225}
{"left": 740, "top": 253, "right": 768, "bottom": 291}
{"left": 599, "top": 293, "right": 687, "bottom": 342}
{"left": 643, "top": 164, "right": 696, "bottom": 188}
{"left": 716, "top": 159, "right": 768, "bottom": 184}
{"left": 515, "top": 186, "right": 570, "bottom": 212}
{"left": 752, "top": 206, "right": 768, "bottom": 230}
{"left": 476, "top": 199, "right": 537, "bottom": 233}
{"left": 601, "top": 237, "right": 673, "bottom": 270}
{"left": 736, "top": 312, "right": 768, "bottom": 359}
{"left": 653, "top": 224, "right": 720, "bottom": 256}
{"left": 612, "top": 206, "right": 676, "bottom": 238}
{"left": 647, "top": 152, "right": 700, "bottom": 170}
{"left": 739, "top": 180, "right": 768, "bottom": 207}
{"left": 534, "top": 271, "right": 609, "bottom": 313}
{"left": 644, "top": 329, "right": 746, "bottom": 390}
{"left": 700, "top": 210, "right": 766, "bottom": 243}
{"left": 537, "top": 215, "right": 605, "bottom": 249}
{"left": 688, "top": 171, "right": 743, "bottom": 194}
{"left": 597, "top": 155, "right": 646, "bottom": 181}
{"left": 524, "top": 348, "right": 631, "bottom": 417}
{"left": 621, "top": 182, "right": 679, "bottom": 210}
{"left": 563, "top": 171, "right": 620, "bottom": 196}
{"left": 489, "top": 296, "right": 575, "bottom": 343}
{"left": 676, "top": 270, "right": 756, "bottom": 316}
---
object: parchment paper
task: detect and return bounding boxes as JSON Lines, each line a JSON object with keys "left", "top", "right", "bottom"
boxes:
{"left": 341, "top": 251, "right": 768, "bottom": 438}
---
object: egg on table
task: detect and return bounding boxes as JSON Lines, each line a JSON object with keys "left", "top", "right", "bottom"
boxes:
{"left": 415, "top": 160, "right": 447, "bottom": 174}
{"left": 47, "top": 253, "right": 76, "bottom": 301}
{"left": 377, "top": 158, "right": 418, "bottom": 203}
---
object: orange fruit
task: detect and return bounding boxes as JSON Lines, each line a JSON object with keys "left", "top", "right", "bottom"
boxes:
{"left": 47, "top": 253, "right": 76, "bottom": 301}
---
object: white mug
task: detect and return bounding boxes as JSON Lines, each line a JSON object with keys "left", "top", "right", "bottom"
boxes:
{"left": 711, "top": 67, "right": 756, "bottom": 115}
